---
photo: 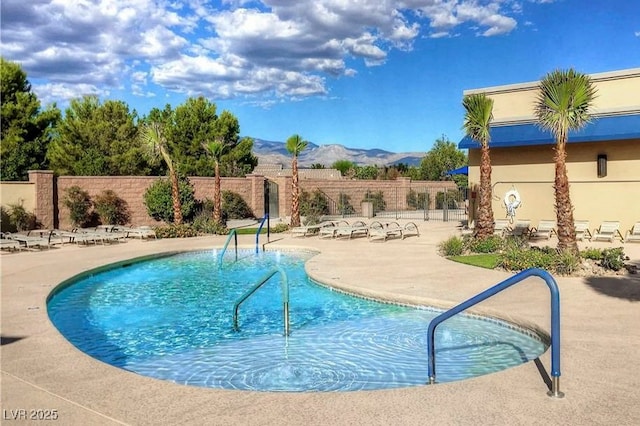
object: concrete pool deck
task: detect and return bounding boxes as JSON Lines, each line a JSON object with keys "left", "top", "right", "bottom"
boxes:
{"left": 2, "top": 220, "right": 639, "bottom": 425}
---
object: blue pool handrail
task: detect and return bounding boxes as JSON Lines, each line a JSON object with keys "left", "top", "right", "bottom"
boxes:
{"left": 255, "top": 214, "right": 269, "bottom": 253}
{"left": 426, "top": 267, "right": 563, "bottom": 398}
{"left": 232, "top": 266, "right": 289, "bottom": 336}
{"left": 218, "top": 228, "right": 238, "bottom": 268}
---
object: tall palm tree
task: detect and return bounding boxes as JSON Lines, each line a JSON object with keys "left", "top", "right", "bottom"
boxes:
{"left": 141, "top": 122, "right": 183, "bottom": 225}
{"left": 286, "top": 134, "right": 308, "bottom": 227}
{"left": 462, "top": 93, "right": 495, "bottom": 238}
{"left": 205, "top": 111, "right": 239, "bottom": 225}
{"left": 204, "top": 139, "right": 227, "bottom": 224}
{"left": 535, "top": 69, "right": 596, "bottom": 254}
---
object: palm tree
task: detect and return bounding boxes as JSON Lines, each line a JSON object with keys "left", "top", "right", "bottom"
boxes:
{"left": 205, "top": 111, "right": 239, "bottom": 225}
{"left": 462, "top": 93, "right": 495, "bottom": 238}
{"left": 141, "top": 122, "right": 183, "bottom": 225}
{"left": 285, "top": 134, "right": 308, "bottom": 227}
{"left": 204, "top": 139, "right": 227, "bottom": 224}
{"left": 535, "top": 69, "right": 596, "bottom": 253}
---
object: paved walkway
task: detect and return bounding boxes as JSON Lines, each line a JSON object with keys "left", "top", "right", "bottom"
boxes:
{"left": 2, "top": 221, "right": 639, "bottom": 425}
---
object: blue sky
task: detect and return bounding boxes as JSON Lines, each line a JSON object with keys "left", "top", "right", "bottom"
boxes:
{"left": 2, "top": 0, "right": 639, "bottom": 153}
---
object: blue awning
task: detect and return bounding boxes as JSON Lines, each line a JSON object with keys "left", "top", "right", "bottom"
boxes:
{"left": 458, "top": 113, "right": 640, "bottom": 149}
{"left": 446, "top": 165, "right": 468, "bottom": 175}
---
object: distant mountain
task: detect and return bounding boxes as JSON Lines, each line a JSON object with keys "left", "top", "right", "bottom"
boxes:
{"left": 251, "top": 138, "right": 424, "bottom": 167}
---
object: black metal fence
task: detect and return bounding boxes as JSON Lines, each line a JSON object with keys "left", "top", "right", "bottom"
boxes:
{"left": 303, "top": 185, "right": 468, "bottom": 222}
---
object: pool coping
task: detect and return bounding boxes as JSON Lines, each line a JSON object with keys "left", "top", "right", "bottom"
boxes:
{"left": 2, "top": 221, "right": 640, "bottom": 425}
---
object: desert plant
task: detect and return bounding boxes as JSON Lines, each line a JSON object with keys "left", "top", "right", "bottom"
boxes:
{"left": 337, "top": 192, "right": 355, "bottom": 215}
{"left": 222, "top": 191, "right": 254, "bottom": 219}
{"left": 154, "top": 224, "right": 199, "bottom": 238}
{"left": 143, "top": 177, "right": 197, "bottom": 223}
{"left": 466, "top": 235, "right": 503, "bottom": 253}
{"left": 0, "top": 206, "right": 16, "bottom": 233}
{"left": 580, "top": 247, "right": 603, "bottom": 260}
{"left": 63, "top": 186, "right": 93, "bottom": 227}
{"left": 93, "top": 190, "right": 130, "bottom": 225}
{"left": 406, "top": 189, "right": 429, "bottom": 210}
{"left": 271, "top": 223, "right": 289, "bottom": 233}
{"left": 438, "top": 235, "right": 465, "bottom": 256}
{"left": 300, "top": 189, "right": 330, "bottom": 224}
{"left": 600, "top": 248, "right": 626, "bottom": 271}
{"left": 363, "top": 190, "right": 386, "bottom": 213}
{"left": 555, "top": 249, "right": 581, "bottom": 275}
{"left": 6, "top": 203, "right": 38, "bottom": 231}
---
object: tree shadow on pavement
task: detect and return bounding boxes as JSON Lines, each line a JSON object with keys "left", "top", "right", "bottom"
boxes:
{"left": 583, "top": 271, "right": 640, "bottom": 302}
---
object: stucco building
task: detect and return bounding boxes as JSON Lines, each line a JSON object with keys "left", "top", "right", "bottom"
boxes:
{"left": 460, "top": 68, "right": 640, "bottom": 237}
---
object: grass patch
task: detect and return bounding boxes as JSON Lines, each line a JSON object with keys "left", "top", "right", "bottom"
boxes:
{"left": 233, "top": 227, "right": 267, "bottom": 235}
{"left": 449, "top": 254, "right": 501, "bottom": 269}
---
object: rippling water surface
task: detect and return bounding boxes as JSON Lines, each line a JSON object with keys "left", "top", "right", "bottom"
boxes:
{"left": 48, "top": 250, "right": 547, "bottom": 391}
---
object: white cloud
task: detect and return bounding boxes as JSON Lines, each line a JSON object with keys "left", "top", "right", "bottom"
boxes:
{"left": 1, "top": 0, "right": 531, "bottom": 105}
{"left": 635, "top": 31, "right": 640, "bottom": 37}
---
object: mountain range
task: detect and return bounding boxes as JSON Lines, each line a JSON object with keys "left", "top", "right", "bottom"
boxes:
{"left": 251, "top": 138, "right": 425, "bottom": 168}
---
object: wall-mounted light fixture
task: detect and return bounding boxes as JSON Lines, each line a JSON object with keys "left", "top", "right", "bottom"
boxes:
{"left": 597, "top": 154, "right": 607, "bottom": 178}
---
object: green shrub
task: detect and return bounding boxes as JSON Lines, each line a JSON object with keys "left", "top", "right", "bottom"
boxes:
{"left": 271, "top": 223, "right": 289, "bottom": 233}
{"left": 555, "top": 249, "right": 581, "bottom": 275}
{"left": 500, "top": 246, "right": 556, "bottom": 271}
{"left": 93, "top": 190, "right": 130, "bottom": 225}
{"left": 6, "top": 204, "right": 38, "bottom": 231}
{"left": 580, "top": 247, "right": 602, "bottom": 260}
{"left": 63, "top": 186, "right": 93, "bottom": 227}
{"left": 438, "top": 235, "right": 465, "bottom": 256}
{"left": 337, "top": 192, "right": 355, "bottom": 215}
{"left": 363, "top": 190, "right": 386, "bottom": 213}
{"left": 502, "top": 235, "right": 528, "bottom": 251}
{"left": 0, "top": 206, "right": 16, "bottom": 233}
{"left": 191, "top": 211, "right": 228, "bottom": 235}
{"left": 143, "top": 177, "right": 197, "bottom": 223}
{"left": 600, "top": 247, "right": 626, "bottom": 271}
{"left": 300, "top": 189, "right": 330, "bottom": 224}
{"left": 154, "top": 224, "right": 199, "bottom": 238}
{"left": 222, "top": 191, "right": 254, "bottom": 219}
{"left": 466, "top": 235, "right": 503, "bottom": 253}
{"left": 406, "top": 189, "right": 429, "bottom": 210}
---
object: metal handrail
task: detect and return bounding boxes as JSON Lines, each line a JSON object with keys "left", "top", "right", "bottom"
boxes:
{"left": 255, "top": 214, "right": 269, "bottom": 253}
{"left": 426, "top": 268, "right": 563, "bottom": 398}
{"left": 218, "top": 229, "right": 238, "bottom": 268}
{"left": 232, "top": 266, "right": 290, "bottom": 336}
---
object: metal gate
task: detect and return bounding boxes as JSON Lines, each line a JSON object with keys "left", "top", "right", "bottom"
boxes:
{"left": 264, "top": 180, "right": 279, "bottom": 218}
{"left": 369, "top": 186, "right": 468, "bottom": 222}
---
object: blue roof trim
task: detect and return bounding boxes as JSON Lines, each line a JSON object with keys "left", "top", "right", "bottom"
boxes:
{"left": 458, "top": 114, "right": 640, "bottom": 149}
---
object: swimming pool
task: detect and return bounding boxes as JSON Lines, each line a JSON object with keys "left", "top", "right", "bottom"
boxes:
{"left": 47, "top": 250, "right": 548, "bottom": 392}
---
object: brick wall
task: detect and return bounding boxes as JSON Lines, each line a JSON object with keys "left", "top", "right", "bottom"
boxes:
{"left": 26, "top": 171, "right": 457, "bottom": 229}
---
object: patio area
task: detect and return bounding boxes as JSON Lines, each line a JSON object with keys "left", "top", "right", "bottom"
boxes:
{"left": 2, "top": 221, "right": 639, "bottom": 425}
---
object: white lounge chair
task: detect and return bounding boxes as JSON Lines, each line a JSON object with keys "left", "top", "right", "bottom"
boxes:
{"left": 289, "top": 220, "right": 338, "bottom": 238}
{"left": 4, "top": 232, "right": 50, "bottom": 250}
{"left": 368, "top": 221, "right": 404, "bottom": 242}
{"left": 529, "top": 220, "right": 556, "bottom": 240}
{"left": 1, "top": 233, "right": 22, "bottom": 251}
{"left": 625, "top": 222, "right": 640, "bottom": 243}
{"left": 591, "top": 221, "right": 624, "bottom": 242}
{"left": 331, "top": 221, "right": 369, "bottom": 239}
{"left": 574, "top": 220, "right": 592, "bottom": 241}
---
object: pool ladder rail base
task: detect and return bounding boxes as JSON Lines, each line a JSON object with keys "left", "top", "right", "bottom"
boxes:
{"left": 232, "top": 266, "right": 290, "bottom": 336}
{"left": 426, "top": 268, "right": 563, "bottom": 398}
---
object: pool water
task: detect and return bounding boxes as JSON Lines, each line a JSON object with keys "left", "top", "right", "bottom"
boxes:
{"left": 47, "top": 250, "right": 547, "bottom": 392}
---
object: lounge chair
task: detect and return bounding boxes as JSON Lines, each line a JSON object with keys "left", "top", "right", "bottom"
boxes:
{"left": 493, "top": 219, "right": 511, "bottom": 236}
{"left": 625, "top": 222, "right": 640, "bottom": 243}
{"left": 401, "top": 222, "right": 420, "bottom": 239}
{"left": 316, "top": 220, "right": 350, "bottom": 239}
{"left": 591, "top": 221, "right": 624, "bottom": 242}
{"left": 332, "top": 221, "right": 370, "bottom": 239}
{"left": 1, "top": 233, "right": 22, "bottom": 251}
{"left": 529, "top": 220, "right": 556, "bottom": 240}
{"left": 290, "top": 220, "right": 342, "bottom": 238}
{"left": 507, "top": 219, "right": 531, "bottom": 237}
{"left": 368, "top": 221, "right": 404, "bottom": 242}
{"left": 4, "top": 232, "right": 50, "bottom": 250}
{"left": 574, "top": 220, "right": 592, "bottom": 241}
{"left": 112, "top": 225, "right": 157, "bottom": 240}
